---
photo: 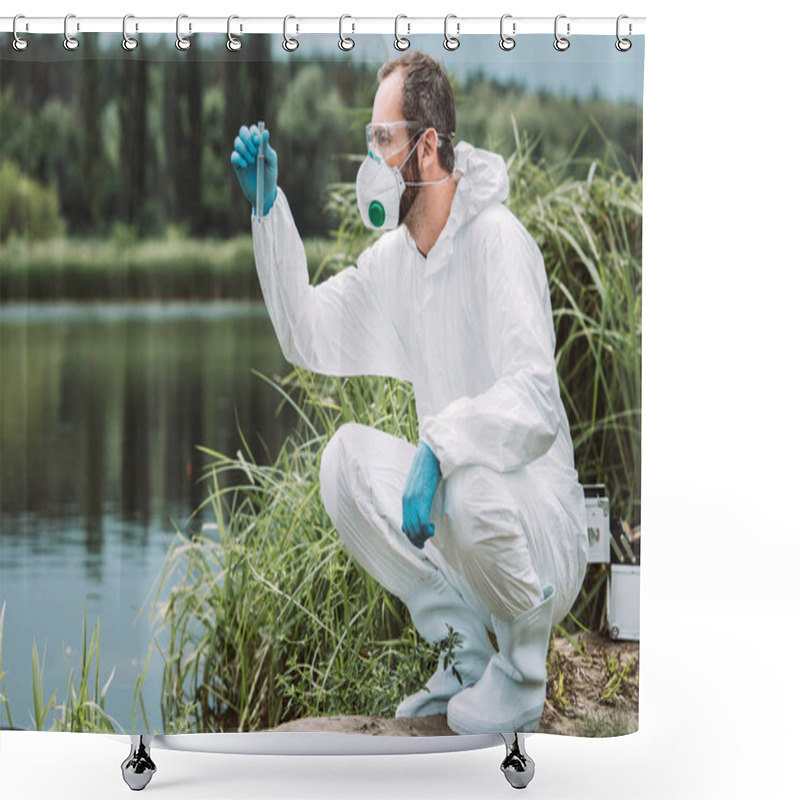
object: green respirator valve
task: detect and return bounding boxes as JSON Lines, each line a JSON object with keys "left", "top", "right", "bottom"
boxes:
{"left": 368, "top": 201, "right": 386, "bottom": 228}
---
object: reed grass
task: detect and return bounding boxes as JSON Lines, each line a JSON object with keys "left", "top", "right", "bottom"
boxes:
{"left": 0, "top": 599, "right": 145, "bottom": 732}
{"left": 152, "top": 370, "right": 435, "bottom": 732}
{"left": 505, "top": 124, "right": 642, "bottom": 526}
{"left": 0, "top": 603, "right": 13, "bottom": 729}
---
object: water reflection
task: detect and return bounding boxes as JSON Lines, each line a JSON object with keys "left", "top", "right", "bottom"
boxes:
{"left": 0, "top": 301, "right": 298, "bottom": 731}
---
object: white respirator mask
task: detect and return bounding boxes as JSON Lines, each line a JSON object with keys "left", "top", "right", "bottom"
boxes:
{"left": 356, "top": 128, "right": 452, "bottom": 231}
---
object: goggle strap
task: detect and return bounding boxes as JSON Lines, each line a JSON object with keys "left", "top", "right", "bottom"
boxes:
{"left": 405, "top": 174, "right": 453, "bottom": 187}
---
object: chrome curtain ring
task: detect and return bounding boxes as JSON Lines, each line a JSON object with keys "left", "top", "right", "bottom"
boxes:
{"left": 63, "top": 13, "right": 79, "bottom": 51}
{"left": 553, "top": 14, "right": 570, "bottom": 51}
{"left": 176, "top": 13, "right": 191, "bottom": 51}
{"left": 339, "top": 14, "right": 355, "bottom": 51}
{"left": 227, "top": 15, "right": 242, "bottom": 51}
{"left": 394, "top": 15, "right": 410, "bottom": 51}
{"left": 444, "top": 14, "right": 460, "bottom": 51}
{"left": 499, "top": 14, "right": 515, "bottom": 51}
{"left": 12, "top": 15, "right": 29, "bottom": 51}
{"left": 615, "top": 14, "right": 632, "bottom": 51}
{"left": 122, "top": 14, "right": 138, "bottom": 51}
{"left": 283, "top": 15, "right": 299, "bottom": 52}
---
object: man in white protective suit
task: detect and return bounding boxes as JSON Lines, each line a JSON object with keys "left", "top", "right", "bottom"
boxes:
{"left": 231, "top": 50, "right": 588, "bottom": 735}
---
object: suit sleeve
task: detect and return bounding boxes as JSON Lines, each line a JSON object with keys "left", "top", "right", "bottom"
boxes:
{"left": 251, "top": 188, "right": 412, "bottom": 380}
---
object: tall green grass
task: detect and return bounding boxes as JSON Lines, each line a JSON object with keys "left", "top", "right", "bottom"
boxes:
{"left": 0, "top": 599, "right": 147, "bottom": 733}
{"left": 0, "top": 603, "right": 14, "bottom": 729}
{"left": 506, "top": 125, "right": 642, "bottom": 527}
{"left": 152, "top": 370, "right": 437, "bottom": 732}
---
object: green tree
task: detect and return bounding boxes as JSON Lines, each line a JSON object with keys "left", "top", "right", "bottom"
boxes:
{"left": 276, "top": 63, "right": 348, "bottom": 235}
{"left": 0, "top": 159, "right": 65, "bottom": 243}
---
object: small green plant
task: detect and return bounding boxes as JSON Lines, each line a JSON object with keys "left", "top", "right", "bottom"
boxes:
{"left": 437, "top": 624, "right": 465, "bottom": 686}
{"left": 546, "top": 636, "right": 571, "bottom": 711}
{"left": 600, "top": 648, "right": 638, "bottom": 705}
{"left": 554, "top": 618, "right": 594, "bottom": 663}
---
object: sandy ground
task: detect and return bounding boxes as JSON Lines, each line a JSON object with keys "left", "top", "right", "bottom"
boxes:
{"left": 268, "top": 632, "right": 638, "bottom": 738}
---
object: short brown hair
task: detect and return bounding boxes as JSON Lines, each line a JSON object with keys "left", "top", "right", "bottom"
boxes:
{"left": 377, "top": 51, "right": 456, "bottom": 173}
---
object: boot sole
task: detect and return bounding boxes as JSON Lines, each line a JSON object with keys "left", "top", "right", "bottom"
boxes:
{"left": 447, "top": 701, "right": 545, "bottom": 735}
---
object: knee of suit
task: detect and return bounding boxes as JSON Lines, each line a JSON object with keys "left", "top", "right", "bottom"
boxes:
{"left": 441, "top": 466, "right": 523, "bottom": 563}
{"left": 319, "top": 422, "right": 384, "bottom": 530}
{"left": 319, "top": 422, "right": 357, "bottom": 524}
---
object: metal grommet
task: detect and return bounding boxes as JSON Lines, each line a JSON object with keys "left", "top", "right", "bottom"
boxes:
{"left": 443, "top": 14, "right": 460, "bottom": 51}
{"left": 499, "top": 14, "right": 515, "bottom": 51}
{"left": 227, "top": 15, "right": 242, "bottom": 51}
{"left": 615, "top": 14, "right": 632, "bottom": 52}
{"left": 12, "top": 15, "right": 29, "bottom": 51}
{"left": 553, "top": 14, "right": 570, "bottom": 51}
{"left": 175, "top": 13, "right": 191, "bottom": 51}
{"left": 338, "top": 14, "right": 354, "bottom": 51}
{"left": 63, "top": 13, "right": 79, "bottom": 51}
{"left": 394, "top": 15, "right": 410, "bottom": 51}
{"left": 283, "top": 15, "right": 299, "bottom": 52}
{"left": 122, "top": 14, "right": 138, "bottom": 51}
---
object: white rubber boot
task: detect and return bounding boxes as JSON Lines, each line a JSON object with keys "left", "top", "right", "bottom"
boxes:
{"left": 446, "top": 585, "right": 555, "bottom": 734}
{"left": 395, "top": 571, "right": 496, "bottom": 718}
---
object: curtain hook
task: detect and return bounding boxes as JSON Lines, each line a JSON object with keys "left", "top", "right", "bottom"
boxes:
{"left": 394, "top": 15, "right": 410, "bottom": 51}
{"left": 616, "top": 15, "right": 632, "bottom": 51}
{"left": 176, "top": 14, "right": 191, "bottom": 51}
{"left": 122, "top": 14, "right": 138, "bottom": 51}
{"left": 499, "top": 14, "right": 516, "bottom": 51}
{"left": 227, "top": 15, "right": 242, "bottom": 51}
{"left": 283, "top": 15, "right": 299, "bottom": 52}
{"left": 554, "top": 14, "right": 570, "bottom": 51}
{"left": 64, "top": 13, "right": 79, "bottom": 51}
{"left": 339, "top": 14, "right": 355, "bottom": 51}
{"left": 12, "top": 14, "right": 29, "bottom": 51}
{"left": 444, "top": 14, "right": 460, "bottom": 51}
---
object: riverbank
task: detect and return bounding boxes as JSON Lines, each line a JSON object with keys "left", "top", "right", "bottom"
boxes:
{"left": 267, "top": 632, "right": 639, "bottom": 739}
{"left": 0, "top": 234, "right": 335, "bottom": 301}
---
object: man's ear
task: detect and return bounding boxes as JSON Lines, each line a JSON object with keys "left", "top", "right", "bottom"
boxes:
{"left": 420, "top": 128, "right": 440, "bottom": 174}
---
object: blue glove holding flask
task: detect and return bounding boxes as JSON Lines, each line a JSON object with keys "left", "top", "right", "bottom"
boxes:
{"left": 230, "top": 123, "right": 278, "bottom": 216}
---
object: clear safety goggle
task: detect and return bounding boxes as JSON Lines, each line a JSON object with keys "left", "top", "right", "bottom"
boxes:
{"left": 365, "top": 121, "right": 450, "bottom": 163}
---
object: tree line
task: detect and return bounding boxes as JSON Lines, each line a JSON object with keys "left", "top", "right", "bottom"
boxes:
{"left": 0, "top": 34, "right": 641, "bottom": 242}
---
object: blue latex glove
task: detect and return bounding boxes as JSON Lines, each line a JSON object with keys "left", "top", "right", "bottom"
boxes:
{"left": 402, "top": 442, "right": 442, "bottom": 549}
{"left": 230, "top": 123, "right": 278, "bottom": 216}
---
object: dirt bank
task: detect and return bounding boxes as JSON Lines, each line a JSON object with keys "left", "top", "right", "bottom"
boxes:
{"left": 269, "top": 632, "right": 638, "bottom": 738}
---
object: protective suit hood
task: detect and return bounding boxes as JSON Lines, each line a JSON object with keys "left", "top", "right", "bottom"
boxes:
{"left": 450, "top": 140, "right": 510, "bottom": 225}
{"left": 404, "top": 141, "right": 510, "bottom": 270}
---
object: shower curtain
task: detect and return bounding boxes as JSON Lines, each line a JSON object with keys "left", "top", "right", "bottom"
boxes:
{"left": 0, "top": 24, "right": 643, "bottom": 740}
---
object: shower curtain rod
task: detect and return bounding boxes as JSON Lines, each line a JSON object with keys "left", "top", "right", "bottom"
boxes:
{"left": 1, "top": 15, "right": 645, "bottom": 37}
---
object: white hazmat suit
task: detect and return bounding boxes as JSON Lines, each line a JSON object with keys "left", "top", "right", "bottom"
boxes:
{"left": 251, "top": 141, "right": 588, "bottom": 731}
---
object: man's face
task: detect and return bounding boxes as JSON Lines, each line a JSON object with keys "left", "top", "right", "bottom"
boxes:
{"left": 371, "top": 70, "right": 423, "bottom": 225}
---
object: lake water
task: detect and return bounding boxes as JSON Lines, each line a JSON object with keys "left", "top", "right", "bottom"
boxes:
{"left": 0, "top": 301, "right": 298, "bottom": 732}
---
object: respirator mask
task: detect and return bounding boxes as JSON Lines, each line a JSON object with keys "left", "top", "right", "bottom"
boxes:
{"left": 356, "top": 121, "right": 452, "bottom": 231}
